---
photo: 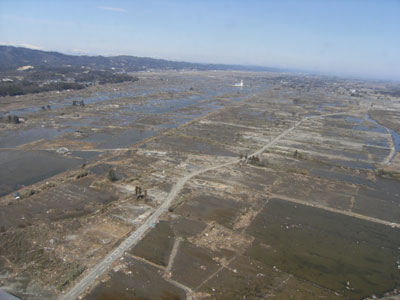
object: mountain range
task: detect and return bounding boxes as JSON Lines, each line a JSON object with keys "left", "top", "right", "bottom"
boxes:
{"left": 0, "top": 45, "right": 280, "bottom": 73}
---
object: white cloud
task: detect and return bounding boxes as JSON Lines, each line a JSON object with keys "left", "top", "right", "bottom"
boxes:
{"left": 98, "top": 6, "right": 127, "bottom": 13}
{"left": 0, "top": 41, "right": 43, "bottom": 50}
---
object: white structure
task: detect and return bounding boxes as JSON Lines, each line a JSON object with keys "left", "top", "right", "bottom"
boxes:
{"left": 234, "top": 80, "right": 244, "bottom": 87}
{"left": 56, "top": 147, "right": 69, "bottom": 154}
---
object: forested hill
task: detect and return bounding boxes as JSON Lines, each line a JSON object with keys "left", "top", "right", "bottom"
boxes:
{"left": 0, "top": 45, "right": 278, "bottom": 72}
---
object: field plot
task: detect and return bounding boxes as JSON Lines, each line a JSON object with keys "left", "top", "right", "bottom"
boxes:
{"left": 0, "top": 71, "right": 399, "bottom": 300}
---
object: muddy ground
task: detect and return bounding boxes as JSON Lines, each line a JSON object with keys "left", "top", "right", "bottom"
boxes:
{"left": 0, "top": 71, "right": 399, "bottom": 300}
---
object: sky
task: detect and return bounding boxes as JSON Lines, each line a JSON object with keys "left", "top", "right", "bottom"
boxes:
{"left": 0, "top": 0, "right": 399, "bottom": 80}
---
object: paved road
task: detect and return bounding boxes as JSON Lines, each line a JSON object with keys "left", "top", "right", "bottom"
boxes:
{"left": 61, "top": 114, "right": 305, "bottom": 300}
{"left": 61, "top": 159, "right": 241, "bottom": 299}
{"left": 62, "top": 109, "right": 385, "bottom": 300}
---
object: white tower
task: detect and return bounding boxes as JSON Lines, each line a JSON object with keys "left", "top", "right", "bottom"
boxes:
{"left": 234, "top": 80, "right": 243, "bottom": 87}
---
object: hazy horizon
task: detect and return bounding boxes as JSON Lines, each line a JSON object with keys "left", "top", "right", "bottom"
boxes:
{"left": 1, "top": 0, "right": 399, "bottom": 80}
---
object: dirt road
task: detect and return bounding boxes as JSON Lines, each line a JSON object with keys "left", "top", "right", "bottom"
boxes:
{"left": 62, "top": 109, "right": 387, "bottom": 300}
{"left": 60, "top": 113, "right": 305, "bottom": 300}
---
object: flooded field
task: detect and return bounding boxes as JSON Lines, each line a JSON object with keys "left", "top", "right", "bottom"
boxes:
{"left": 0, "top": 150, "right": 82, "bottom": 197}
{"left": 0, "top": 71, "right": 399, "bottom": 300}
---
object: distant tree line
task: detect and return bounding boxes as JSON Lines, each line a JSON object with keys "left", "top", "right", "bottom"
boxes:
{"left": 0, "top": 81, "right": 85, "bottom": 96}
{"left": 0, "top": 70, "right": 139, "bottom": 96}
{"left": 75, "top": 70, "right": 138, "bottom": 84}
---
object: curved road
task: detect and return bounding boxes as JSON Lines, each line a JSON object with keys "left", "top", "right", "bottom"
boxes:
{"left": 62, "top": 109, "right": 391, "bottom": 300}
